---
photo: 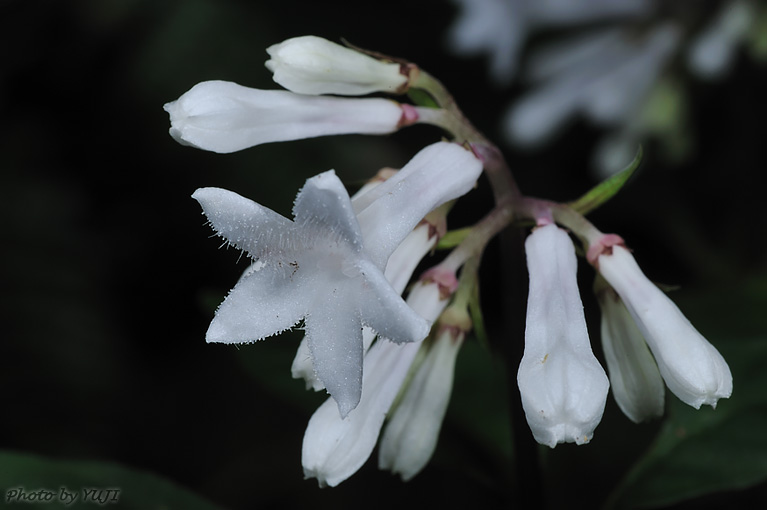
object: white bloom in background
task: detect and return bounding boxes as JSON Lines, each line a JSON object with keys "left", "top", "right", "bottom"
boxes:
{"left": 378, "top": 326, "right": 464, "bottom": 481}
{"left": 518, "top": 224, "right": 609, "bottom": 447}
{"left": 447, "top": 0, "right": 650, "bottom": 83}
{"left": 302, "top": 281, "right": 448, "bottom": 487}
{"left": 505, "top": 23, "right": 680, "bottom": 147}
{"left": 687, "top": 0, "right": 754, "bottom": 80}
{"left": 266, "top": 35, "right": 408, "bottom": 95}
{"left": 164, "top": 80, "right": 405, "bottom": 153}
{"left": 193, "top": 172, "right": 429, "bottom": 418}
{"left": 597, "top": 245, "right": 732, "bottom": 409}
{"left": 596, "top": 282, "right": 665, "bottom": 423}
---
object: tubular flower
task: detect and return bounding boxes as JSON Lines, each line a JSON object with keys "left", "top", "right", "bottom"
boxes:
{"left": 378, "top": 325, "right": 465, "bottom": 481}
{"left": 596, "top": 280, "right": 665, "bottom": 423}
{"left": 518, "top": 224, "right": 610, "bottom": 447}
{"left": 164, "top": 80, "right": 407, "bottom": 153}
{"left": 266, "top": 35, "right": 408, "bottom": 96}
{"left": 302, "top": 281, "right": 448, "bottom": 487}
{"left": 597, "top": 245, "right": 732, "bottom": 409}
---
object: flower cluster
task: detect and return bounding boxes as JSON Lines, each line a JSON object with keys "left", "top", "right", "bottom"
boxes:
{"left": 166, "top": 35, "right": 731, "bottom": 486}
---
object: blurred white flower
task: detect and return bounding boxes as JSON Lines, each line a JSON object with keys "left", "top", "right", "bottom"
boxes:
{"left": 597, "top": 245, "right": 732, "bottom": 409}
{"left": 164, "top": 80, "right": 405, "bottom": 153}
{"left": 687, "top": 0, "right": 754, "bottom": 79}
{"left": 448, "top": 0, "right": 650, "bottom": 83}
{"left": 266, "top": 35, "right": 408, "bottom": 95}
{"left": 518, "top": 224, "right": 609, "bottom": 447}
{"left": 506, "top": 23, "right": 681, "bottom": 149}
{"left": 448, "top": 0, "right": 759, "bottom": 175}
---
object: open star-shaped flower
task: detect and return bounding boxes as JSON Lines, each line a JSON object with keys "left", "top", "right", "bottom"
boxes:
{"left": 193, "top": 171, "right": 431, "bottom": 417}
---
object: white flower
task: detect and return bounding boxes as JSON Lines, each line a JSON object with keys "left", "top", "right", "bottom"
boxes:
{"left": 194, "top": 142, "right": 482, "bottom": 417}
{"left": 597, "top": 245, "right": 732, "bottom": 409}
{"left": 193, "top": 172, "right": 428, "bottom": 418}
{"left": 164, "top": 80, "right": 406, "bottom": 153}
{"left": 505, "top": 24, "right": 681, "bottom": 147}
{"left": 596, "top": 282, "right": 665, "bottom": 423}
{"left": 289, "top": 142, "right": 481, "bottom": 392}
{"left": 378, "top": 326, "right": 464, "bottom": 481}
{"left": 265, "top": 36, "right": 408, "bottom": 96}
{"left": 302, "top": 281, "right": 448, "bottom": 487}
{"left": 518, "top": 224, "right": 609, "bottom": 447}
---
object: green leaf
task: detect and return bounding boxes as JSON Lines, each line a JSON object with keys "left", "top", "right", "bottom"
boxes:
{"left": 436, "top": 227, "right": 471, "bottom": 250}
{"left": 468, "top": 279, "right": 488, "bottom": 350}
{"left": 568, "top": 146, "right": 642, "bottom": 215}
{"left": 605, "top": 336, "right": 767, "bottom": 509}
{"left": 605, "top": 276, "right": 767, "bottom": 509}
{"left": 0, "top": 450, "right": 224, "bottom": 510}
{"left": 406, "top": 88, "right": 439, "bottom": 109}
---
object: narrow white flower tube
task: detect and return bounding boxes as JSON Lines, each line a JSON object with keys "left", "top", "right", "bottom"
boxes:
{"left": 354, "top": 142, "right": 483, "bottom": 269}
{"left": 518, "top": 224, "right": 609, "bottom": 447}
{"left": 378, "top": 327, "right": 464, "bottom": 481}
{"left": 597, "top": 245, "right": 732, "bottom": 409}
{"left": 596, "top": 282, "right": 665, "bottom": 423}
{"left": 265, "top": 36, "right": 408, "bottom": 96}
{"left": 164, "top": 80, "right": 404, "bottom": 153}
{"left": 302, "top": 281, "right": 448, "bottom": 487}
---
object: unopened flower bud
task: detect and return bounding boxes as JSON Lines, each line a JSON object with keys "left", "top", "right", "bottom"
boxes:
{"left": 266, "top": 36, "right": 408, "bottom": 96}
{"left": 597, "top": 245, "right": 732, "bottom": 409}
{"left": 595, "top": 280, "right": 665, "bottom": 423}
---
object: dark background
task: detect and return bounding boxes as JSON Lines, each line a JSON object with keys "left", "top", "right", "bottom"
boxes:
{"left": 1, "top": 1, "right": 766, "bottom": 509}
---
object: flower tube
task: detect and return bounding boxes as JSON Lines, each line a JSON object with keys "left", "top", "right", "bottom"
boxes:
{"left": 596, "top": 280, "right": 665, "bottom": 423}
{"left": 518, "top": 224, "right": 609, "bottom": 447}
{"left": 165, "top": 80, "right": 406, "bottom": 153}
{"left": 378, "top": 326, "right": 464, "bottom": 481}
{"left": 597, "top": 245, "right": 732, "bottom": 409}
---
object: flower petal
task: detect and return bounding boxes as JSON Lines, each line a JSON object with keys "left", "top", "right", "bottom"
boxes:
{"left": 192, "top": 187, "right": 293, "bottom": 260}
{"left": 304, "top": 285, "right": 365, "bottom": 418}
{"left": 206, "top": 265, "right": 308, "bottom": 343}
{"left": 292, "top": 170, "right": 363, "bottom": 252}
{"left": 357, "top": 258, "right": 431, "bottom": 345}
